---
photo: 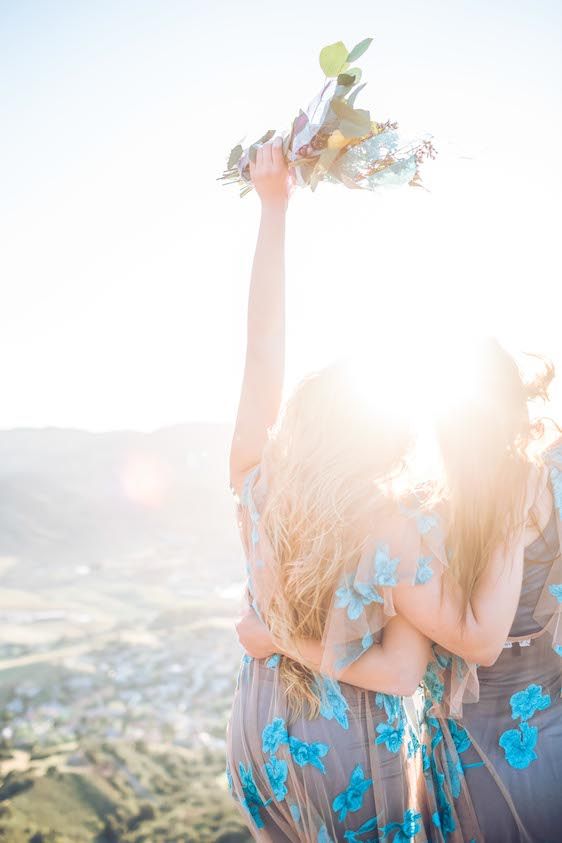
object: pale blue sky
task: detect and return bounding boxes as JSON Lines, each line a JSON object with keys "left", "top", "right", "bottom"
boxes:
{"left": 1, "top": 0, "right": 561, "bottom": 430}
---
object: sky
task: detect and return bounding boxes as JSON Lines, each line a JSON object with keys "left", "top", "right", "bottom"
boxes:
{"left": 1, "top": 0, "right": 561, "bottom": 431}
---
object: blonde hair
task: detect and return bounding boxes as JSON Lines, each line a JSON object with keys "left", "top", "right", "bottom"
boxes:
{"left": 436, "top": 338, "right": 555, "bottom": 620}
{"left": 259, "top": 364, "right": 413, "bottom": 719}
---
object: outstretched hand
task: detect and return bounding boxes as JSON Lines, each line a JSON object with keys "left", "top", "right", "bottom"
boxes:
{"left": 235, "top": 608, "right": 278, "bottom": 660}
{"left": 249, "top": 137, "right": 291, "bottom": 207}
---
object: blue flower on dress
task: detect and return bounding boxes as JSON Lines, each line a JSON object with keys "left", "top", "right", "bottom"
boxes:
{"left": 548, "top": 583, "right": 562, "bottom": 602}
{"left": 374, "top": 693, "right": 402, "bottom": 723}
{"left": 262, "top": 717, "right": 289, "bottom": 754}
{"left": 415, "top": 512, "right": 438, "bottom": 535}
{"left": 446, "top": 719, "right": 471, "bottom": 754}
{"left": 406, "top": 727, "right": 421, "bottom": 759}
{"left": 239, "top": 762, "right": 269, "bottom": 828}
{"left": 499, "top": 722, "right": 539, "bottom": 769}
{"left": 509, "top": 683, "right": 551, "bottom": 721}
{"left": 266, "top": 653, "right": 281, "bottom": 669}
{"left": 335, "top": 575, "right": 383, "bottom": 621}
{"left": 264, "top": 754, "right": 288, "bottom": 802}
{"left": 375, "top": 720, "right": 405, "bottom": 753}
{"left": 317, "top": 676, "right": 350, "bottom": 730}
{"left": 414, "top": 555, "right": 433, "bottom": 585}
{"left": 380, "top": 808, "right": 422, "bottom": 841}
{"left": 550, "top": 465, "right": 562, "bottom": 515}
{"left": 343, "top": 816, "right": 378, "bottom": 842}
{"left": 289, "top": 736, "right": 330, "bottom": 773}
{"left": 290, "top": 803, "right": 301, "bottom": 823}
{"left": 362, "top": 632, "right": 374, "bottom": 650}
{"left": 317, "top": 825, "right": 334, "bottom": 843}
{"left": 554, "top": 644, "right": 562, "bottom": 656}
{"left": 332, "top": 764, "right": 373, "bottom": 821}
{"left": 373, "top": 544, "right": 399, "bottom": 586}
{"left": 423, "top": 661, "right": 445, "bottom": 704}
{"left": 445, "top": 747, "right": 464, "bottom": 798}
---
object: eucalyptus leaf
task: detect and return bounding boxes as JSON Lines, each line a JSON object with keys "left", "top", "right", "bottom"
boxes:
{"left": 346, "top": 37, "right": 373, "bottom": 63}
{"left": 227, "top": 144, "right": 243, "bottom": 170}
{"left": 331, "top": 99, "right": 371, "bottom": 130}
{"left": 319, "top": 41, "right": 349, "bottom": 77}
{"left": 255, "top": 129, "right": 276, "bottom": 145}
{"left": 347, "top": 82, "right": 367, "bottom": 108}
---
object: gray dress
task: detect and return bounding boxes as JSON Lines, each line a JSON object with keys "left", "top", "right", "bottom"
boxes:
{"left": 225, "top": 466, "right": 439, "bottom": 842}
{"left": 421, "top": 442, "right": 562, "bottom": 842}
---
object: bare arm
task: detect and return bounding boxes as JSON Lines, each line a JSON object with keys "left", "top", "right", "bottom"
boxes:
{"left": 393, "top": 468, "right": 551, "bottom": 666}
{"left": 236, "top": 609, "right": 432, "bottom": 697}
{"left": 229, "top": 139, "right": 290, "bottom": 495}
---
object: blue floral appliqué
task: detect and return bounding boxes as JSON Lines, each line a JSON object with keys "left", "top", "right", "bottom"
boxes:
{"left": 509, "top": 684, "right": 551, "bottom": 721}
{"left": 548, "top": 583, "right": 562, "bottom": 603}
{"left": 239, "top": 762, "right": 270, "bottom": 828}
{"left": 343, "top": 816, "right": 378, "bottom": 842}
{"left": 317, "top": 825, "right": 334, "bottom": 843}
{"left": 554, "top": 644, "right": 562, "bottom": 656}
{"left": 262, "top": 717, "right": 289, "bottom": 754}
{"left": 266, "top": 653, "right": 281, "bottom": 669}
{"left": 416, "top": 512, "right": 438, "bottom": 535}
{"left": 375, "top": 693, "right": 402, "bottom": 723}
{"left": 290, "top": 803, "right": 301, "bottom": 823}
{"left": 335, "top": 575, "right": 383, "bottom": 621}
{"left": 380, "top": 808, "right": 422, "bottom": 841}
{"left": 446, "top": 719, "right": 471, "bottom": 754}
{"left": 332, "top": 764, "right": 373, "bottom": 822}
{"left": 289, "top": 736, "right": 330, "bottom": 773}
{"left": 423, "top": 660, "right": 445, "bottom": 704}
{"left": 317, "top": 676, "right": 350, "bottom": 730}
{"left": 373, "top": 544, "right": 399, "bottom": 586}
{"left": 375, "top": 720, "right": 405, "bottom": 753}
{"left": 414, "top": 555, "right": 433, "bottom": 585}
{"left": 499, "top": 722, "right": 539, "bottom": 769}
{"left": 264, "top": 754, "right": 288, "bottom": 801}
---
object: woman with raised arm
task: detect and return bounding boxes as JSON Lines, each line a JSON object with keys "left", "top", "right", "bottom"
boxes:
{"left": 238, "top": 338, "right": 562, "bottom": 842}
{"left": 226, "top": 139, "right": 437, "bottom": 842}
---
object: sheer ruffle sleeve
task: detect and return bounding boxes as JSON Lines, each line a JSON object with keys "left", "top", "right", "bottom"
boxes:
{"left": 317, "top": 498, "right": 448, "bottom": 676}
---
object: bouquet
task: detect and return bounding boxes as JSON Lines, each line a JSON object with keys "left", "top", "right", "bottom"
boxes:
{"left": 218, "top": 37, "right": 436, "bottom": 197}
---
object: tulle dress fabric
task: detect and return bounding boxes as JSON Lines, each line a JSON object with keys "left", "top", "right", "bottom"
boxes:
{"left": 225, "top": 465, "right": 463, "bottom": 842}
{"left": 418, "top": 439, "right": 562, "bottom": 843}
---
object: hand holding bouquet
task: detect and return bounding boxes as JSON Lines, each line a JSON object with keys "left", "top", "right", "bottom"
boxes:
{"left": 219, "top": 37, "right": 436, "bottom": 197}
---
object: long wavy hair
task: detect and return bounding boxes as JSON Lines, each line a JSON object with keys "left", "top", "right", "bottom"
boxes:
{"left": 259, "top": 363, "right": 413, "bottom": 719}
{"left": 435, "top": 338, "right": 555, "bottom": 620}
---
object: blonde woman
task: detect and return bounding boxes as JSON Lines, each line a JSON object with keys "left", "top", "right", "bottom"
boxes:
{"left": 226, "top": 141, "right": 539, "bottom": 842}
{"left": 239, "top": 336, "right": 562, "bottom": 841}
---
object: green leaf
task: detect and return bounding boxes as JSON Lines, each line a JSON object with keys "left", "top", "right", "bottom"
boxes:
{"left": 319, "top": 41, "right": 349, "bottom": 77}
{"left": 346, "top": 37, "right": 373, "bottom": 63}
{"left": 347, "top": 82, "right": 367, "bottom": 108}
{"left": 255, "top": 129, "right": 276, "bottom": 146}
{"left": 227, "top": 144, "right": 243, "bottom": 170}
{"left": 331, "top": 99, "right": 371, "bottom": 132}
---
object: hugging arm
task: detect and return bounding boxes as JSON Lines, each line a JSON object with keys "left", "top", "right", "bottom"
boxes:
{"left": 236, "top": 609, "right": 432, "bottom": 697}
{"left": 229, "top": 140, "right": 290, "bottom": 496}
{"left": 393, "top": 469, "right": 550, "bottom": 666}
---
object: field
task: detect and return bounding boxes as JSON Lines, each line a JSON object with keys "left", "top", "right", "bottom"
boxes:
{"left": 0, "top": 426, "right": 252, "bottom": 842}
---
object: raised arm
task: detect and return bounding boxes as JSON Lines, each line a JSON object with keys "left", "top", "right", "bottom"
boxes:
{"left": 236, "top": 609, "right": 432, "bottom": 697}
{"left": 229, "top": 139, "right": 290, "bottom": 495}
